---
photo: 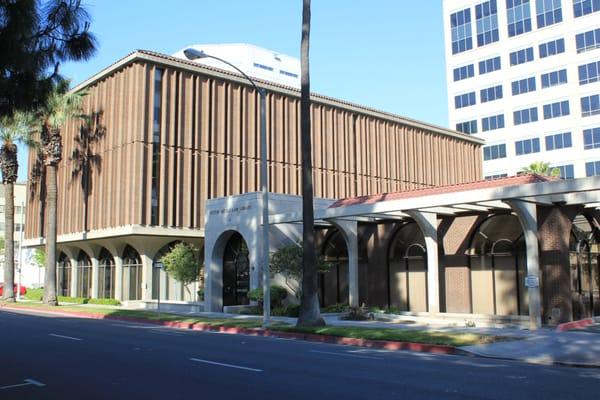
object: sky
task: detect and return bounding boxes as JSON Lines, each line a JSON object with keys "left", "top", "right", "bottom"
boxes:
{"left": 18, "top": 0, "right": 449, "bottom": 180}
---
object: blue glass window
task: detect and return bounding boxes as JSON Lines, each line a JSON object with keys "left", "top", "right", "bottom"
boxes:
{"left": 514, "top": 107, "right": 538, "bottom": 125}
{"left": 554, "top": 164, "right": 574, "bottom": 179}
{"left": 480, "top": 85, "right": 503, "bottom": 102}
{"left": 584, "top": 127, "right": 600, "bottom": 149}
{"left": 483, "top": 143, "right": 507, "bottom": 160}
{"left": 453, "top": 64, "right": 475, "bottom": 81}
{"left": 456, "top": 120, "right": 478, "bottom": 134}
{"left": 510, "top": 47, "right": 534, "bottom": 66}
{"left": 512, "top": 77, "right": 536, "bottom": 95}
{"left": 478, "top": 56, "right": 502, "bottom": 74}
{"left": 515, "top": 138, "right": 541, "bottom": 155}
{"left": 545, "top": 132, "right": 572, "bottom": 150}
{"left": 455, "top": 92, "right": 477, "bottom": 109}
{"left": 576, "top": 28, "right": 600, "bottom": 53}
{"left": 451, "top": 8, "right": 473, "bottom": 54}
{"left": 543, "top": 100, "right": 570, "bottom": 119}
{"left": 541, "top": 69, "right": 568, "bottom": 88}
{"left": 578, "top": 61, "right": 600, "bottom": 85}
{"left": 581, "top": 94, "right": 600, "bottom": 116}
{"left": 280, "top": 70, "right": 298, "bottom": 78}
{"left": 476, "top": 0, "right": 500, "bottom": 46}
{"left": 573, "top": 0, "right": 600, "bottom": 17}
{"left": 482, "top": 114, "right": 505, "bottom": 131}
{"left": 585, "top": 160, "right": 600, "bottom": 176}
{"left": 507, "top": 0, "right": 532, "bottom": 36}
{"left": 536, "top": 0, "right": 562, "bottom": 28}
{"left": 253, "top": 63, "right": 273, "bottom": 71}
{"left": 539, "top": 38, "right": 565, "bottom": 58}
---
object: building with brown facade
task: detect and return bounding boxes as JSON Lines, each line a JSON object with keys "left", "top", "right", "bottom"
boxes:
{"left": 23, "top": 49, "right": 484, "bottom": 306}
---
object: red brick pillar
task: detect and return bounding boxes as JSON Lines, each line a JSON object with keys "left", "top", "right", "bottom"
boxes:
{"left": 537, "top": 205, "right": 581, "bottom": 324}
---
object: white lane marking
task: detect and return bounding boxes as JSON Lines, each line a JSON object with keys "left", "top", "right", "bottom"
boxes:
{"left": 0, "top": 378, "right": 46, "bottom": 390}
{"left": 189, "top": 358, "right": 263, "bottom": 372}
{"left": 454, "top": 360, "right": 507, "bottom": 368}
{"left": 309, "top": 350, "right": 384, "bottom": 360}
{"left": 148, "top": 330, "right": 185, "bottom": 337}
{"left": 48, "top": 333, "right": 82, "bottom": 341}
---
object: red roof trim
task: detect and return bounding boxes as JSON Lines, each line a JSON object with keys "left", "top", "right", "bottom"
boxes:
{"left": 329, "top": 174, "right": 558, "bottom": 208}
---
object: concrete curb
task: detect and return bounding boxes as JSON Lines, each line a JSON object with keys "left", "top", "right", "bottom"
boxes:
{"left": 555, "top": 318, "right": 594, "bottom": 332}
{"left": 458, "top": 348, "right": 600, "bottom": 369}
{"left": 0, "top": 304, "right": 457, "bottom": 355}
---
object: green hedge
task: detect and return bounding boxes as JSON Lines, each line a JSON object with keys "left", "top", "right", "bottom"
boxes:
{"left": 20, "top": 289, "right": 121, "bottom": 306}
{"left": 87, "top": 298, "right": 121, "bottom": 306}
{"left": 58, "top": 296, "right": 87, "bottom": 304}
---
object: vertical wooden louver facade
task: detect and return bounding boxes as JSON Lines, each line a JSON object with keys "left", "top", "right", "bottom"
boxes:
{"left": 25, "top": 51, "right": 483, "bottom": 240}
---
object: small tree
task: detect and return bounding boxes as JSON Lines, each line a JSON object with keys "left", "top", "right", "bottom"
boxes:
{"left": 32, "top": 249, "right": 46, "bottom": 268}
{"left": 160, "top": 243, "right": 201, "bottom": 298}
{"left": 270, "top": 242, "right": 331, "bottom": 299}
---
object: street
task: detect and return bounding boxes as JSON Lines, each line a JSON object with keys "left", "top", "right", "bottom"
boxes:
{"left": 1, "top": 309, "right": 598, "bottom": 400}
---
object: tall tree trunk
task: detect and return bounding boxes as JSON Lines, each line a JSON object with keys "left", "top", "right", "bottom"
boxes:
{"left": 297, "top": 0, "right": 324, "bottom": 327}
{"left": 2, "top": 182, "right": 15, "bottom": 302}
{"left": 43, "top": 163, "right": 58, "bottom": 305}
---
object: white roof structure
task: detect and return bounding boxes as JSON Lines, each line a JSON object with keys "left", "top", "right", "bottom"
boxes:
{"left": 269, "top": 175, "right": 600, "bottom": 225}
{"left": 172, "top": 43, "right": 300, "bottom": 88}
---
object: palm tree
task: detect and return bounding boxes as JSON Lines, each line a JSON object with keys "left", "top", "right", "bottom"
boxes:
{"left": 521, "top": 161, "right": 561, "bottom": 178}
{"left": 41, "top": 81, "right": 87, "bottom": 305}
{"left": 297, "top": 0, "right": 325, "bottom": 327}
{"left": 0, "top": 112, "right": 36, "bottom": 302}
{"left": 0, "top": 0, "right": 97, "bottom": 119}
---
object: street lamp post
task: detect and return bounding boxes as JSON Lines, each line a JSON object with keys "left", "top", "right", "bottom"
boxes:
{"left": 183, "top": 48, "right": 271, "bottom": 327}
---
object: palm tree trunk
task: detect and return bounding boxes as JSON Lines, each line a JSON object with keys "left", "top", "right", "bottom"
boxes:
{"left": 297, "top": 0, "right": 324, "bottom": 327}
{"left": 2, "top": 182, "right": 15, "bottom": 302}
{"left": 43, "top": 163, "right": 58, "bottom": 305}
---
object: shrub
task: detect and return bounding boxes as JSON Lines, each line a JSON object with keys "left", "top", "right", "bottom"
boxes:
{"left": 197, "top": 288, "right": 204, "bottom": 301}
{"left": 341, "top": 306, "right": 369, "bottom": 321}
{"left": 322, "top": 303, "right": 348, "bottom": 313}
{"left": 271, "top": 304, "right": 301, "bottom": 317}
{"left": 236, "top": 306, "right": 261, "bottom": 315}
{"left": 24, "top": 288, "right": 43, "bottom": 301}
{"left": 88, "top": 298, "right": 121, "bottom": 306}
{"left": 247, "top": 285, "right": 287, "bottom": 307}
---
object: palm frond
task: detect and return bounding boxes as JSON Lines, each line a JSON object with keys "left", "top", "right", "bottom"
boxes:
{"left": 0, "top": 111, "right": 39, "bottom": 147}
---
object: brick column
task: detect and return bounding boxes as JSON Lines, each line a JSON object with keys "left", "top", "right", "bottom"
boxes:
{"left": 537, "top": 205, "right": 581, "bottom": 324}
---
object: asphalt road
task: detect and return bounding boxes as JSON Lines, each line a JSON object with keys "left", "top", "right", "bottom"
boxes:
{"left": 1, "top": 309, "right": 599, "bottom": 400}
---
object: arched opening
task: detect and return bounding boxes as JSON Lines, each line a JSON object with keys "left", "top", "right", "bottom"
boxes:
{"left": 98, "top": 248, "right": 115, "bottom": 299}
{"left": 122, "top": 245, "right": 142, "bottom": 301}
{"left": 570, "top": 216, "right": 600, "bottom": 319}
{"left": 387, "top": 222, "right": 428, "bottom": 312}
{"left": 57, "top": 252, "right": 71, "bottom": 297}
{"left": 76, "top": 250, "right": 92, "bottom": 298}
{"left": 469, "top": 214, "right": 527, "bottom": 316}
{"left": 319, "top": 230, "right": 348, "bottom": 307}
{"left": 222, "top": 233, "right": 250, "bottom": 306}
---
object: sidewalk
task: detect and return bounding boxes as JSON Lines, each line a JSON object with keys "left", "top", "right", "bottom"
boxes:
{"left": 9, "top": 301, "right": 600, "bottom": 367}
{"left": 461, "top": 324, "right": 600, "bottom": 368}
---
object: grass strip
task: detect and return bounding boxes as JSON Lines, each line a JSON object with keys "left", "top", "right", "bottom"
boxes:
{"left": 271, "top": 325, "right": 502, "bottom": 347}
{"left": 2, "top": 302, "right": 507, "bottom": 346}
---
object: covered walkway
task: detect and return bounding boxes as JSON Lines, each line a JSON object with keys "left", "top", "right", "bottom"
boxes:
{"left": 269, "top": 175, "right": 600, "bottom": 329}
